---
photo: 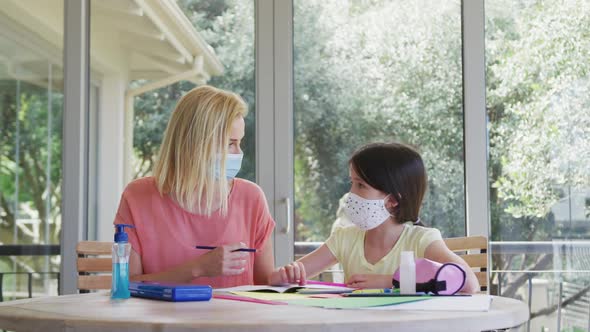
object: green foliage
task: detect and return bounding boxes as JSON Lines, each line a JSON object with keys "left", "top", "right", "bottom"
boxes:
{"left": 560, "top": 326, "right": 588, "bottom": 332}
{"left": 0, "top": 77, "right": 62, "bottom": 296}
{"left": 131, "top": 0, "right": 590, "bottom": 244}
{"left": 0, "top": 80, "right": 62, "bottom": 245}
{"left": 0, "top": 259, "right": 15, "bottom": 286}
{"left": 486, "top": 0, "right": 590, "bottom": 241}
{"left": 293, "top": 0, "right": 465, "bottom": 240}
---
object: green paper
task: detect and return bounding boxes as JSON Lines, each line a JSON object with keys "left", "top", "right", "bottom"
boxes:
{"left": 286, "top": 296, "right": 431, "bottom": 309}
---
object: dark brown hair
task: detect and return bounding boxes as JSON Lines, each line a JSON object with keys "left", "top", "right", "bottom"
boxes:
{"left": 349, "top": 142, "right": 427, "bottom": 226}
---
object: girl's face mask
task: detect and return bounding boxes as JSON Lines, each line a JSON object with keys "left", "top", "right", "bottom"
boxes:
{"left": 343, "top": 193, "right": 392, "bottom": 230}
{"left": 392, "top": 258, "right": 467, "bottom": 295}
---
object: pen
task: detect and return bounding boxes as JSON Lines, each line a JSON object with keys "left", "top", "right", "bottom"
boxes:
{"left": 195, "top": 245, "right": 257, "bottom": 252}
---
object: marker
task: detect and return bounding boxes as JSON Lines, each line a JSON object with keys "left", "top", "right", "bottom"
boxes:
{"left": 343, "top": 293, "right": 471, "bottom": 297}
{"left": 195, "top": 245, "right": 257, "bottom": 252}
{"left": 296, "top": 289, "right": 354, "bottom": 295}
{"left": 352, "top": 288, "right": 395, "bottom": 294}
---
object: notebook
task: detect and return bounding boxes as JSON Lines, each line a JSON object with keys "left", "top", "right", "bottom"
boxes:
{"left": 214, "top": 282, "right": 354, "bottom": 294}
{"left": 129, "top": 281, "right": 212, "bottom": 302}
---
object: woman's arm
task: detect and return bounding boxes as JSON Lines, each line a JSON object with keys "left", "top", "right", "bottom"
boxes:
{"left": 129, "top": 243, "right": 249, "bottom": 283}
{"left": 423, "top": 240, "right": 480, "bottom": 294}
{"left": 253, "top": 239, "right": 275, "bottom": 284}
{"left": 269, "top": 244, "right": 338, "bottom": 285}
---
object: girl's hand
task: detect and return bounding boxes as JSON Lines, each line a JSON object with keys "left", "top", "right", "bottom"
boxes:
{"left": 346, "top": 274, "right": 392, "bottom": 289}
{"left": 194, "top": 243, "right": 249, "bottom": 277}
{"left": 270, "top": 262, "right": 306, "bottom": 286}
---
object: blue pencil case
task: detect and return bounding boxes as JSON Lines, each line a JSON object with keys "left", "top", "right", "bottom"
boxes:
{"left": 129, "top": 281, "right": 212, "bottom": 302}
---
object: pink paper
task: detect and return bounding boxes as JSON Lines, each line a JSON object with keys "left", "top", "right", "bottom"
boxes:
{"left": 213, "top": 294, "right": 287, "bottom": 305}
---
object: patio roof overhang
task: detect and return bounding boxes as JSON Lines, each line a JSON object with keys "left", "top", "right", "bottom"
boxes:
{"left": 0, "top": 0, "right": 223, "bottom": 88}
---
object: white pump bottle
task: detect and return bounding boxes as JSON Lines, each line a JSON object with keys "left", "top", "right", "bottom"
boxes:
{"left": 399, "top": 251, "right": 416, "bottom": 294}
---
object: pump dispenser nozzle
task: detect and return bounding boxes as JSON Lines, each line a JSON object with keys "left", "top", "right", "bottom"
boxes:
{"left": 114, "top": 224, "right": 134, "bottom": 243}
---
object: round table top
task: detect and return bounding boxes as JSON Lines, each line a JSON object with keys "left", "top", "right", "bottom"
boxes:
{"left": 0, "top": 292, "right": 528, "bottom": 332}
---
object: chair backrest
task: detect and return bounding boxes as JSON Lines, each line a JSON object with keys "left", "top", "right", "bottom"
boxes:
{"left": 444, "top": 236, "right": 488, "bottom": 292}
{"left": 76, "top": 238, "right": 488, "bottom": 291}
{"left": 76, "top": 241, "right": 112, "bottom": 291}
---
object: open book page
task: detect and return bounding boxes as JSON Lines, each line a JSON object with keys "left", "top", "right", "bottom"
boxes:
{"left": 214, "top": 285, "right": 298, "bottom": 293}
{"left": 214, "top": 283, "right": 355, "bottom": 294}
{"left": 230, "top": 291, "right": 309, "bottom": 301}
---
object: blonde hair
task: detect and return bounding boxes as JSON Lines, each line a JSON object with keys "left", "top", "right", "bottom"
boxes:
{"left": 153, "top": 85, "right": 248, "bottom": 216}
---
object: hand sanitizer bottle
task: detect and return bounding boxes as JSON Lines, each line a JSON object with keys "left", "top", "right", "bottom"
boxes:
{"left": 111, "top": 224, "right": 134, "bottom": 299}
{"left": 400, "top": 251, "right": 416, "bottom": 295}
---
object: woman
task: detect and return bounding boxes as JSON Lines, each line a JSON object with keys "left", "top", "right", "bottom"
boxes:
{"left": 114, "top": 85, "right": 275, "bottom": 288}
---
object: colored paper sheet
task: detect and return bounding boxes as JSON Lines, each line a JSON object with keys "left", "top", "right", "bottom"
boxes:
{"left": 230, "top": 291, "right": 309, "bottom": 301}
{"left": 213, "top": 294, "right": 287, "bottom": 305}
{"left": 360, "top": 294, "right": 492, "bottom": 311}
{"left": 286, "top": 296, "right": 430, "bottom": 309}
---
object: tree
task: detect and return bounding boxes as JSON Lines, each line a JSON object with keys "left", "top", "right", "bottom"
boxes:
{"left": 0, "top": 79, "right": 63, "bottom": 296}
{"left": 293, "top": 0, "right": 465, "bottom": 240}
{"left": 485, "top": 0, "right": 590, "bottom": 322}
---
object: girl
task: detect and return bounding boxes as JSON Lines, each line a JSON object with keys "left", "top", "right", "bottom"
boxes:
{"left": 114, "top": 85, "right": 276, "bottom": 288}
{"left": 271, "top": 142, "right": 479, "bottom": 293}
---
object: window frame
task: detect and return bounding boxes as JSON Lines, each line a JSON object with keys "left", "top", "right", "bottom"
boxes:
{"left": 261, "top": 0, "right": 490, "bottom": 268}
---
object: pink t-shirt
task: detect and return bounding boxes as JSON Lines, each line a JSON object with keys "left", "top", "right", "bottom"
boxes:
{"left": 113, "top": 177, "right": 275, "bottom": 288}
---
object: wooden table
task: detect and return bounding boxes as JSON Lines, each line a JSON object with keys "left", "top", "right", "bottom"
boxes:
{"left": 0, "top": 292, "right": 528, "bottom": 332}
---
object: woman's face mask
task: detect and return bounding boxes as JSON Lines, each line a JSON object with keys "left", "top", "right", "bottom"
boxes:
{"left": 343, "top": 193, "right": 392, "bottom": 230}
{"left": 215, "top": 153, "right": 243, "bottom": 179}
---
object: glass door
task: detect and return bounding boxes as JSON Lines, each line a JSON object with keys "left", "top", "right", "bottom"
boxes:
{"left": 486, "top": 1, "right": 590, "bottom": 330}
{"left": 292, "top": 0, "right": 465, "bottom": 281}
{"left": 0, "top": 0, "right": 64, "bottom": 299}
{"left": 89, "top": 0, "right": 255, "bottom": 240}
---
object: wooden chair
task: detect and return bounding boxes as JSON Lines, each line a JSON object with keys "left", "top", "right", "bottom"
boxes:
{"left": 76, "top": 241, "right": 112, "bottom": 291}
{"left": 444, "top": 235, "right": 488, "bottom": 292}
{"left": 76, "top": 237, "right": 488, "bottom": 292}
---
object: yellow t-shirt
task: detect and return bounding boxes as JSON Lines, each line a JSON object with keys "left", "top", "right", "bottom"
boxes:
{"left": 325, "top": 224, "right": 442, "bottom": 281}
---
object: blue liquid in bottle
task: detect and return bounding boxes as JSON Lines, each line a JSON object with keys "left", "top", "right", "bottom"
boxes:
{"left": 111, "top": 224, "right": 133, "bottom": 300}
{"left": 111, "top": 262, "right": 130, "bottom": 299}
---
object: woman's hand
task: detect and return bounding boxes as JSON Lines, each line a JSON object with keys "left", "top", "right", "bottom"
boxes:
{"left": 346, "top": 274, "right": 392, "bottom": 289}
{"left": 193, "top": 243, "right": 249, "bottom": 277}
{"left": 269, "top": 261, "right": 306, "bottom": 286}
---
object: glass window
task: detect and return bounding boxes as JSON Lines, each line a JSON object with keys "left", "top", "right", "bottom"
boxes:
{"left": 90, "top": 0, "right": 254, "bottom": 240}
{"left": 129, "top": 0, "right": 256, "bottom": 182}
{"left": 293, "top": 0, "right": 464, "bottom": 258}
{"left": 486, "top": 1, "right": 590, "bottom": 330}
{"left": 0, "top": 0, "right": 63, "bottom": 299}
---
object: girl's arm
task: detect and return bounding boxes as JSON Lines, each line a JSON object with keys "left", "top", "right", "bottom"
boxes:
{"left": 270, "top": 244, "right": 338, "bottom": 285}
{"left": 423, "top": 240, "right": 480, "bottom": 294}
{"left": 129, "top": 243, "right": 249, "bottom": 283}
{"left": 347, "top": 240, "right": 482, "bottom": 291}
